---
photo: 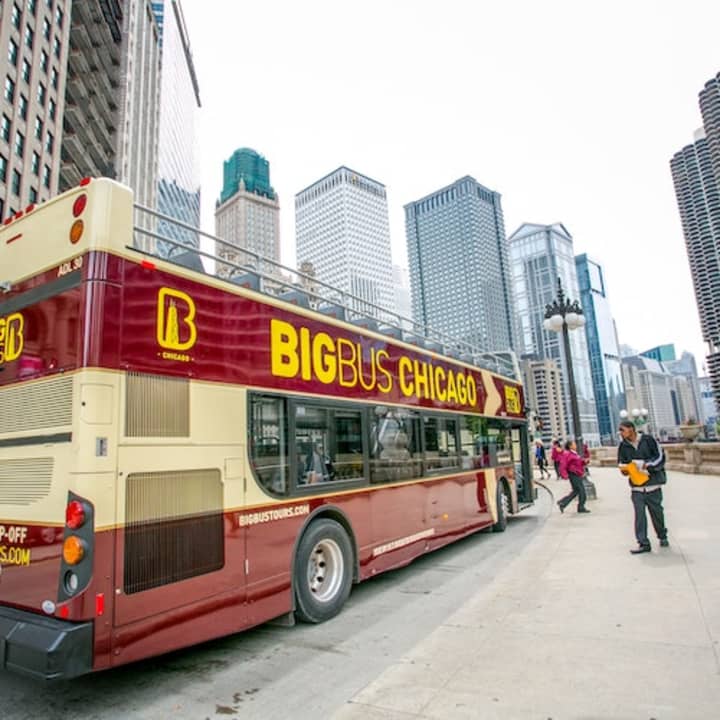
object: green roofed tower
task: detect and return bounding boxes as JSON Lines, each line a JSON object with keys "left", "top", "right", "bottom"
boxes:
{"left": 220, "top": 148, "right": 276, "bottom": 203}
{"left": 215, "top": 148, "right": 280, "bottom": 271}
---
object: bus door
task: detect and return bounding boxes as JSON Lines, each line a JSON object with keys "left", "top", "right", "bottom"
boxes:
{"left": 112, "top": 449, "right": 246, "bottom": 629}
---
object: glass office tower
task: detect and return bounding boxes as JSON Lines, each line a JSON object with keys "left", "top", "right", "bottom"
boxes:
{"left": 576, "top": 253, "right": 626, "bottom": 444}
{"left": 508, "top": 223, "right": 599, "bottom": 445}
{"left": 404, "top": 176, "right": 517, "bottom": 353}
{"left": 152, "top": 0, "right": 201, "bottom": 257}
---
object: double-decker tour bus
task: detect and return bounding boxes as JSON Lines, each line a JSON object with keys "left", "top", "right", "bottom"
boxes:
{"left": 0, "top": 178, "right": 534, "bottom": 680}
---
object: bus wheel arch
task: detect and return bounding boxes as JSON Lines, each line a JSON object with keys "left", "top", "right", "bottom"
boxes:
{"left": 492, "top": 478, "right": 510, "bottom": 533}
{"left": 292, "top": 510, "right": 357, "bottom": 624}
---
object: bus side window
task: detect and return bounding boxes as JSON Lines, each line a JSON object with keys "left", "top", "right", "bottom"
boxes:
{"left": 249, "top": 395, "right": 289, "bottom": 495}
{"left": 370, "top": 408, "right": 422, "bottom": 483}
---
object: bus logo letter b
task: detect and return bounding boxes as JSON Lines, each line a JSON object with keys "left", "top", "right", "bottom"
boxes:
{"left": 157, "top": 288, "right": 197, "bottom": 351}
{"left": 0, "top": 312, "right": 24, "bottom": 363}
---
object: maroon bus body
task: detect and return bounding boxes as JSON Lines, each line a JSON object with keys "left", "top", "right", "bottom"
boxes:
{"left": 0, "top": 249, "right": 523, "bottom": 674}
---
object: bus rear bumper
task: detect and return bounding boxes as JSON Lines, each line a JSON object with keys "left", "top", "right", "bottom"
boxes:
{"left": 0, "top": 605, "right": 93, "bottom": 680}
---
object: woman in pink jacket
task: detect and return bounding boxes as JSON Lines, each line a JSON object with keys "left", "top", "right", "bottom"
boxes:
{"left": 557, "top": 440, "right": 590, "bottom": 514}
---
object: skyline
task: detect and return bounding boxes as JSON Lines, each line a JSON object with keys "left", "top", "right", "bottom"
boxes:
{"left": 182, "top": 0, "right": 720, "bottom": 371}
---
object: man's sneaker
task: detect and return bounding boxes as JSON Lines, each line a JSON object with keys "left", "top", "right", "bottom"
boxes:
{"left": 630, "top": 544, "right": 651, "bottom": 554}
{"left": 659, "top": 538, "right": 669, "bottom": 547}
{"left": 556, "top": 501, "right": 565, "bottom": 514}
{"left": 577, "top": 507, "right": 591, "bottom": 513}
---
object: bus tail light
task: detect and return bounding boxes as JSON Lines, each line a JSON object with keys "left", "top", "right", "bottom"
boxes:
{"left": 66, "top": 499, "right": 88, "bottom": 529}
{"left": 62, "top": 536, "right": 86, "bottom": 564}
{"left": 72, "top": 194, "right": 87, "bottom": 217}
{"left": 57, "top": 492, "right": 95, "bottom": 603}
{"left": 69, "top": 219, "right": 84, "bottom": 244}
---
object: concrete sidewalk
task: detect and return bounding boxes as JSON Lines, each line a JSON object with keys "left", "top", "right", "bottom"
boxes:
{"left": 334, "top": 466, "right": 720, "bottom": 719}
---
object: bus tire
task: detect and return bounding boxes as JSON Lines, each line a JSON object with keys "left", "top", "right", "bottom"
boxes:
{"left": 492, "top": 481, "right": 509, "bottom": 533}
{"left": 294, "top": 519, "right": 353, "bottom": 624}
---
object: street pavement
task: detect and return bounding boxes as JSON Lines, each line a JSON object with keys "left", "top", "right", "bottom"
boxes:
{"left": 333, "top": 465, "right": 720, "bottom": 720}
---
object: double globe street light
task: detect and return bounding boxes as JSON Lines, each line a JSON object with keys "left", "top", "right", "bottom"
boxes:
{"left": 620, "top": 407, "right": 649, "bottom": 432}
{"left": 542, "top": 277, "right": 597, "bottom": 499}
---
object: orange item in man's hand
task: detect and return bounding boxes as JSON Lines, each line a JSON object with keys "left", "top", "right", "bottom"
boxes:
{"left": 619, "top": 460, "right": 649, "bottom": 486}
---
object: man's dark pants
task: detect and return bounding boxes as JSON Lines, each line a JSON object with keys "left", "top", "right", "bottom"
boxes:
{"left": 632, "top": 488, "right": 667, "bottom": 546}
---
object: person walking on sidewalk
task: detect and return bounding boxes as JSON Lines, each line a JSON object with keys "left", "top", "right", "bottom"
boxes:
{"left": 557, "top": 440, "right": 590, "bottom": 514}
{"left": 534, "top": 440, "right": 551, "bottom": 479}
{"left": 617, "top": 419, "right": 669, "bottom": 554}
{"left": 550, "top": 439, "right": 563, "bottom": 480}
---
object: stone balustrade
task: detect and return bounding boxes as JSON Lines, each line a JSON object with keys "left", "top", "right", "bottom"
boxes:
{"left": 590, "top": 443, "right": 720, "bottom": 475}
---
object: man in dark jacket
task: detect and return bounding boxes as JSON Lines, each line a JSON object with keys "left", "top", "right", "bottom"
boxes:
{"left": 617, "top": 419, "right": 669, "bottom": 554}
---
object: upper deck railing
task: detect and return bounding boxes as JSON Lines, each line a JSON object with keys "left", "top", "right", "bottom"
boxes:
{"left": 132, "top": 203, "right": 521, "bottom": 381}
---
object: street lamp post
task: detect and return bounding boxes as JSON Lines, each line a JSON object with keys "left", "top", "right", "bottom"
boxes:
{"left": 542, "top": 277, "right": 597, "bottom": 500}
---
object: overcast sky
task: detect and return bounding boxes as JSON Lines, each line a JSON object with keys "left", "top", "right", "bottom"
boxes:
{"left": 181, "top": 0, "right": 719, "bottom": 371}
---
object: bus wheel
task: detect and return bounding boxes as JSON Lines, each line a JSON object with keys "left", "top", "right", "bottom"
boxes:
{"left": 294, "top": 519, "right": 353, "bottom": 623}
{"left": 492, "top": 482, "right": 509, "bottom": 533}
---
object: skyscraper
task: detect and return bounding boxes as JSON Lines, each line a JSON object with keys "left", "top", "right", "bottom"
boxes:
{"left": 670, "top": 70, "right": 720, "bottom": 415}
{"left": 0, "top": 0, "right": 72, "bottom": 218}
{"left": 215, "top": 148, "right": 280, "bottom": 273}
{"left": 295, "top": 166, "right": 393, "bottom": 317}
{"left": 508, "top": 223, "right": 599, "bottom": 445}
{"left": 152, "top": 0, "right": 201, "bottom": 257}
{"left": 404, "top": 176, "right": 517, "bottom": 353}
{"left": 101, "top": 0, "right": 162, "bottom": 213}
{"left": 576, "top": 254, "right": 626, "bottom": 444}
{"left": 59, "top": 0, "right": 123, "bottom": 191}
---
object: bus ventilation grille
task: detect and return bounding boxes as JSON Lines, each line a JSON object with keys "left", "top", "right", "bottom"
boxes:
{"left": 0, "top": 377, "right": 73, "bottom": 434}
{"left": 125, "top": 372, "right": 189, "bottom": 437}
{"left": 123, "top": 469, "right": 224, "bottom": 594}
{"left": 0, "top": 457, "right": 53, "bottom": 505}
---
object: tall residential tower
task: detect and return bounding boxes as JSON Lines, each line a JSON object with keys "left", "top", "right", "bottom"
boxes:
{"left": 670, "top": 70, "right": 720, "bottom": 414}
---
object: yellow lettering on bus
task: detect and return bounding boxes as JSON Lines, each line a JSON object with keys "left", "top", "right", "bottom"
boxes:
{"left": 398, "top": 356, "right": 414, "bottom": 397}
{"left": 157, "top": 287, "right": 197, "bottom": 352}
{"left": 312, "top": 333, "right": 336, "bottom": 384}
{"left": 446, "top": 371, "right": 458, "bottom": 403}
{"left": 337, "top": 338, "right": 358, "bottom": 387}
{"left": 0, "top": 312, "right": 24, "bottom": 363}
{"left": 467, "top": 375, "right": 477, "bottom": 407}
{"left": 457, "top": 373, "right": 467, "bottom": 405}
{"left": 0, "top": 545, "right": 31, "bottom": 566}
{"left": 376, "top": 349, "right": 393, "bottom": 394}
{"left": 434, "top": 366, "right": 447, "bottom": 401}
{"left": 299, "top": 326, "right": 312, "bottom": 380}
{"left": 505, "top": 386, "right": 521, "bottom": 414}
{"left": 270, "top": 318, "right": 300, "bottom": 377}
{"left": 267, "top": 318, "right": 481, "bottom": 408}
